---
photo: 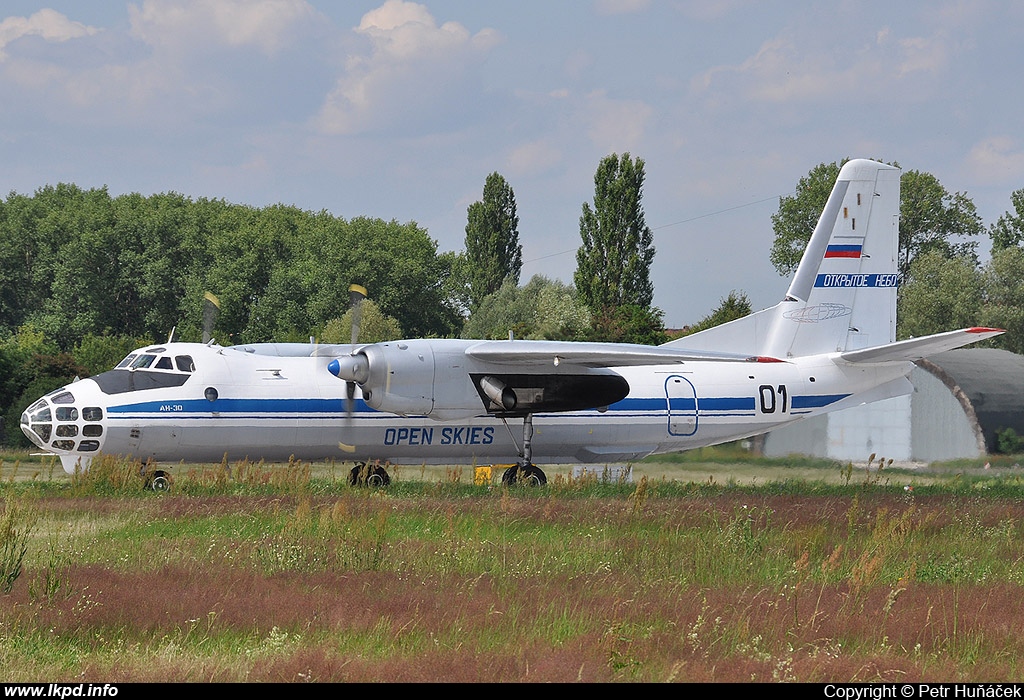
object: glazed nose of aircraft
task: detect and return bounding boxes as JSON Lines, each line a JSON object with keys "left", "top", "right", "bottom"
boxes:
{"left": 19, "top": 389, "right": 105, "bottom": 454}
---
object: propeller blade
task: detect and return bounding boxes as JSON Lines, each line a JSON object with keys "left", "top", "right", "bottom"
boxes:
{"left": 202, "top": 292, "right": 221, "bottom": 344}
{"left": 349, "top": 284, "right": 366, "bottom": 347}
{"left": 346, "top": 378, "right": 356, "bottom": 418}
{"left": 337, "top": 284, "right": 368, "bottom": 451}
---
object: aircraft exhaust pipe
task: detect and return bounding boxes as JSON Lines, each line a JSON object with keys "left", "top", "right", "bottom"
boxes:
{"left": 480, "top": 376, "right": 517, "bottom": 411}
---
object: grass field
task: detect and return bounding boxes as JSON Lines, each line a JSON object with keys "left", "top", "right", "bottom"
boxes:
{"left": 2, "top": 447, "right": 1023, "bottom": 682}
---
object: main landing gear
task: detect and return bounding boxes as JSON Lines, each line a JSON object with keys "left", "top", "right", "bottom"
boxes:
{"left": 501, "top": 463, "right": 547, "bottom": 486}
{"left": 499, "top": 413, "right": 548, "bottom": 486}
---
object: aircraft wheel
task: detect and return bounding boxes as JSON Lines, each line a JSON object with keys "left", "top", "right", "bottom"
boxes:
{"left": 501, "top": 464, "right": 547, "bottom": 486}
{"left": 148, "top": 471, "right": 170, "bottom": 492}
{"left": 348, "top": 462, "right": 391, "bottom": 487}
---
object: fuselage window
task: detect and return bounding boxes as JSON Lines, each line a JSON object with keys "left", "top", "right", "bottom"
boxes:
{"left": 51, "top": 392, "right": 75, "bottom": 404}
{"left": 176, "top": 356, "right": 195, "bottom": 372}
{"left": 130, "top": 355, "right": 156, "bottom": 369}
{"left": 155, "top": 357, "right": 173, "bottom": 370}
{"left": 83, "top": 407, "right": 103, "bottom": 422}
{"left": 82, "top": 425, "right": 103, "bottom": 437}
{"left": 78, "top": 440, "right": 100, "bottom": 452}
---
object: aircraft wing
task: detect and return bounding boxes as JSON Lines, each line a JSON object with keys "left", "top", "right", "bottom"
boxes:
{"left": 839, "top": 327, "right": 1004, "bottom": 364}
{"left": 464, "top": 340, "right": 777, "bottom": 368}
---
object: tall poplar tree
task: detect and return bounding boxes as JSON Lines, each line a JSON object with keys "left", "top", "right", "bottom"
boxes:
{"left": 464, "top": 172, "right": 522, "bottom": 309}
{"left": 574, "top": 153, "right": 655, "bottom": 312}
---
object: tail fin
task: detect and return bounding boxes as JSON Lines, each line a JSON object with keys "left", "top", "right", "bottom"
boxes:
{"left": 667, "top": 159, "right": 901, "bottom": 358}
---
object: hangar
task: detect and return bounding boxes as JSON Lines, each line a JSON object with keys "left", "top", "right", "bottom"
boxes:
{"left": 761, "top": 348, "right": 1024, "bottom": 463}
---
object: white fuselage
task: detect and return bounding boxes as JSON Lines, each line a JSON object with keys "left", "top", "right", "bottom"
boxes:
{"left": 21, "top": 341, "right": 912, "bottom": 473}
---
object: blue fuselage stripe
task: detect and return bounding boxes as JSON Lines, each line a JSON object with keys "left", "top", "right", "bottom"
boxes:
{"left": 106, "top": 393, "right": 850, "bottom": 418}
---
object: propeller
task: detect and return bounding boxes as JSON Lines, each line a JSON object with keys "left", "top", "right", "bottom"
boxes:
{"left": 344, "top": 284, "right": 367, "bottom": 416}
{"left": 202, "top": 292, "right": 221, "bottom": 344}
{"left": 331, "top": 284, "right": 367, "bottom": 454}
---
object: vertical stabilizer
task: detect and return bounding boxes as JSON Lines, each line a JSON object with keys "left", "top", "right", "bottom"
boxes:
{"left": 771, "top": 159, "right": 900, "bottom": 356}
{"left": 667, "top": 159, "right": 900, "bottom": 358}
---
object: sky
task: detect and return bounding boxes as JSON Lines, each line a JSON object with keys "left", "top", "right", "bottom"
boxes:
{"left": 2, "top": 1, "right": 1023, "bottom": 330}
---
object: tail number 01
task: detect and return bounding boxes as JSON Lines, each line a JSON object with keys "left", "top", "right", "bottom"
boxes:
{"left": 758, "top": 384, "right": 788, "bottom": 414}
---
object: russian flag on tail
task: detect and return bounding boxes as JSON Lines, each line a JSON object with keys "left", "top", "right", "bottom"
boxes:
{"left": 824, "top": 244, "right": 862, "bottom": 259}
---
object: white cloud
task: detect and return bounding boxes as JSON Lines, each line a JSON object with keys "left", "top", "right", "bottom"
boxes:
{"left": 507, "top": 139, "right": 563, "bottom": 177}
{"left": 0, "top": 8, "right": 98, "bottom": 60}
{"left": 583, "top": 90, "right": 654, "bottom": 153}
{"left": 127, "top": 0, "right": 318, "bottom": 55}
{"left": 315, "top": 0, "right": 501, "bottom": 135}
{"left": 965, "top": 137, "right": 1024, "bottom": 185}
{"left": 692, "top": 23, "right": 950, "bottom": 105}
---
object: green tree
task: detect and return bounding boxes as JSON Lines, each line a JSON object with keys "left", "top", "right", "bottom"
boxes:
{"left": 990, "top": 188, "right": 1024, "bottom": 251}
{"left": 320, "top": 299, "right": 402, "bottom": 345}
{"left": 302, "top": 216, "right": 460, "bottom": 340}
{"left": 464, "top": 173, "right": 522, "bottom": 310}
{"left": 462, "top": 275, "right": 590, "bottom": 341}
{"left": 679, "top": 291, "right": 752, "bottom": 336}
{"left": 979, "top": 246, "right": 1024, "bottom": 354}
{"left": 72, "top": 333, "right": 150, "bottom": 377}
{"left": 770, "top": 161, "right": 845, "bottom": 276}
{"left": 896, "top": 251, "right": 983, "bottom": 340}
{"left": 575, "top": 153, "right": 656, "bottom": 312}
{"left": 899, "top": 170, "right": 983, "bottom": 277}
{"left": 583, "top": 304, "right": 667, "bottom": 345}
{"left": 0, "top": 327, "right": 85, "bottom": 447}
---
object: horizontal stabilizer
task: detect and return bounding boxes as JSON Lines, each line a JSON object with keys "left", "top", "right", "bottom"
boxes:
{"left": 839, "top": 327, "right": 1004, "bottom": 364}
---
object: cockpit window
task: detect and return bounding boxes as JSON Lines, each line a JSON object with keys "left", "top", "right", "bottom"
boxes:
{"left": 116, "top": 354, "right": 137, "bottom": 369}
{"left": 155, "top": 357, "right": 173, "bottom": 370}
{"left": 130, "top": 354, "right": 156, "bottom": 369}
{"left": 55, "top": 407, "right": 78, "bottom": 422}
{"left": 176, "top": 355, "right": 195, "bottom": 372}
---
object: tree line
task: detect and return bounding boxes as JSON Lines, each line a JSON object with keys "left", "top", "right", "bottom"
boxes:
{"left": 2, "top": 156, "right": 1022, "bottom": 445}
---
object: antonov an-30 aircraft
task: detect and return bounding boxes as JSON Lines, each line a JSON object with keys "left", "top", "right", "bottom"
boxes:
{"left": 21, "top": 159, "right": 1002, "bottom": 487}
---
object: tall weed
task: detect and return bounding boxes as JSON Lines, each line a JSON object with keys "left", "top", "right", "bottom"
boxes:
{"left": 1, "top": 493, "right": 36, "bottom": 593}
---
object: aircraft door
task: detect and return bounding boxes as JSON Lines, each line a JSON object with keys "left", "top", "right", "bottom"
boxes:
{"left": 665, "top": 374, "right": 698, "bottom": 436}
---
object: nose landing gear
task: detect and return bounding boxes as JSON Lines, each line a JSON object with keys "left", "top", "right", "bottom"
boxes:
{"left": 143, "top": 468, "right": 171, "bottom": 492}
{"left": 348, "top": 461, "right": 391, "bottom": 487}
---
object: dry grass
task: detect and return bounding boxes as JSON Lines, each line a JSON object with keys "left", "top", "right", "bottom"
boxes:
{"left": 2, "top": 457, "right": 1024, "bottom": 682}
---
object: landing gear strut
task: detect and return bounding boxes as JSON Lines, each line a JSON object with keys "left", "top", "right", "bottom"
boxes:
{"left": 500, "top": 414, "right": 548, "bottom": 486}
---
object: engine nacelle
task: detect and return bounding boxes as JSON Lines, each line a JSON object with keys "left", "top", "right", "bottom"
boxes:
{"left": 333, "top": 339, "right": 631, "bottom": 421}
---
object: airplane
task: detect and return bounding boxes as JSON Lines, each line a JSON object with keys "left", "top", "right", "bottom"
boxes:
{"left": 20, "top": 159, "right": 1003, "bottom": 488}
